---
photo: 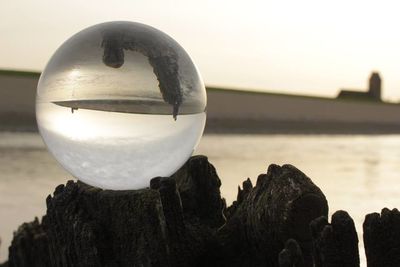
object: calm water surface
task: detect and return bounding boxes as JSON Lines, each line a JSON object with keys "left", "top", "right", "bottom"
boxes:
{"left": 2, "top": 132, "right": 400, "bottom": 265}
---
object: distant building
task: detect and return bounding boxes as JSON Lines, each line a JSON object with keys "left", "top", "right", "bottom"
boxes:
{"left": 337, "top": 72, "right": 381, "bottom": 101}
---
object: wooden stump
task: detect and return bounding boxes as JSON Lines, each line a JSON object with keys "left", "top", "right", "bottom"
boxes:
{"left": 310, "top": 210, "right": 359, "bottom": 267}
{"left": 278, "top": 239, "right": 305, "bottom": 267}
{"left": 364, "top": 208, "right": 400, "bottom": 267}
{"left": 217, "top": 164, "right": 328, "bottom": 266}
{"left": 5, "top": 156, "right": 328, "bottom": 267}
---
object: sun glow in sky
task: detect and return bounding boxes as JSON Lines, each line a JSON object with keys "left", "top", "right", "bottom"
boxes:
{"left": 2, "top": 0, "right": 400, "bottom": 100}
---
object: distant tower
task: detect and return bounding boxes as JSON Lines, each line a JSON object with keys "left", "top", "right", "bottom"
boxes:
{"left": 368, "top": 72, "right": 381, "bottom": 101}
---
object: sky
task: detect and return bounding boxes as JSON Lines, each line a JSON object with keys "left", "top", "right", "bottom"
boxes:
{"left": 2, "top": 0, "right": 400, "bottom": 101}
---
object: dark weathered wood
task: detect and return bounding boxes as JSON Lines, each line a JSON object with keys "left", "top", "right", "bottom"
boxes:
{"left": 218, "top": 164, "right": 329, "bottom": 267}
{"left": 8, "top": 156, "right": 225, "bottom": 267}
{"left": 8, "top": 218, "right": 49, "bottom": 267}
{"left": 363, "top": 208, "right": 400, "bottom": 267}
{"left": 5, "top": 157, "right": 329, "bottom": 267}
{"left": 310, "top": 210, "right": 359, "bottom": 267}
{"left": 171, "top": 156, "right": 226, "bottom": 228}
{"left": 279, "top": 239, "right": 305, "bottom": 267}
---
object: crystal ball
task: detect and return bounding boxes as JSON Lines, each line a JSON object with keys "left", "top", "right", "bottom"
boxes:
{"left": 36, "top": 21, "right": 206, "bottom": 190}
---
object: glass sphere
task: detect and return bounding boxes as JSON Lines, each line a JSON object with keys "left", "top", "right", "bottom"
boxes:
{"left": 36, "top": 21, "right": 206, "bottom": 190}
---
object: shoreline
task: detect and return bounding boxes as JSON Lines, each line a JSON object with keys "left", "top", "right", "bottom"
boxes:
{"left": 5, "top": 118, "right": 400, "bottom": 135}
{"left": 3, "top": 70, "right": 400, "bottom": 135}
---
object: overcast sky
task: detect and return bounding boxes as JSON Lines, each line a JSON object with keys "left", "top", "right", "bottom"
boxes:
{"left": 2, "top": 0, "right": 400, "bottom": 100}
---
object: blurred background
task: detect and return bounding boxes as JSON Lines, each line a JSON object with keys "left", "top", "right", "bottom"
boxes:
{"left": 2, "top": 0, "right": 400, "bottom": 265}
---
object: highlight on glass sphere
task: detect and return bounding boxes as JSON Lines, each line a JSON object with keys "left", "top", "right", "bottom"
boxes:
{"left": 36, "top": 21, "right": 207, "bottom": 190}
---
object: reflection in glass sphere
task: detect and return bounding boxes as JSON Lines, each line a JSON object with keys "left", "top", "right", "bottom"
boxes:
{"left": 36, "top": 21, "right": 206, "bottom": 190}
